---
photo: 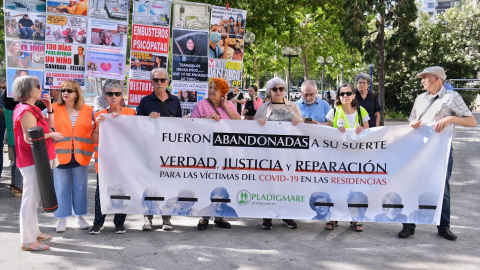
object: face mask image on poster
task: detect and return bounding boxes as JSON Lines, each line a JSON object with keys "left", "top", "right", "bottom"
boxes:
{"left": 46, "top": 0, "right": 88, "bottom": 15}
{"left": 6, "top": 40, "right": 45, "bottom": 70}
{"left": 172, "top": 2, "right": 209, "bottom": 30}
{"left": 4, "top": 12, "right": 46, "bottom": 41}
{"left": 134, "top": 0, "right": 171, "bottom": 26}
{"left": 46, "top": 15, "right": 87, "bottom": 44}
{"left": 5, "top": 0, "right": 46, "bottom": 12}
{"left": 211, "top": 6, "right": 247, "bottom": 39}
{"left": 89, "top": 0, "right": 130, "bottom": 21}
{"left": 89, "top": 19, "right": 127, "bottom": 48}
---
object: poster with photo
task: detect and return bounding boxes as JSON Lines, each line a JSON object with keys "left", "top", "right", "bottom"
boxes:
{"left": 131, "top": 24, "right": 169, "bottom": 54}
{"left": 128, "top": 79, "right": 153, "bottom": 106}
{"left": 5, "top": 40, "right": 45, "bottom": 70}
{"left": 46, "top": 0, "right": 88, "bottom": 15}
{"left": 172, "top": 1, "right": 209, "bottom": 30}
{"left": 172, "top": 29, "right": 208, "bottom": 57}
{"left": 4, "top": 11, "right": 46, "bottom": 41}
{"left": 208, "top": 59, "right": 243, "bottom": 88}
{"left": 44, "top": 71, "right": 86, "bottom": 90}
{"left": 45, "top": 15, "right": 87, "bottom": 44}
{"left": 210, "top": 5, "right": 246, "bottom": 39}
{"left": 85, "top": 46, "right": 126, "bottom": 79}
{"left": 130, "top": 52, "right": 167, "bottom": 80}
{"left": 6, "top": 69, "right": 44, "bottom": 97}
{"left": 4, "top": 0, "right": 46, "bottom": 12}
{"left": 88, "top": 0, "right": 130, "bottom": 21}
{"left": 89, "top": 19, "right": 128, "bottom": 49}
{"left": 172, "top": 81, "right": 207, "bottom": 116}
{"left": 133, "top": 0, "right": 171, "bottom": 26}
{"left": 44, "top": 43, "right": 86, "bottom": 72}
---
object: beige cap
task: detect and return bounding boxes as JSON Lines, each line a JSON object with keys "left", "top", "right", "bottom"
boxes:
{"left": 416, "top": 66, "right": 446, "bottom": 80}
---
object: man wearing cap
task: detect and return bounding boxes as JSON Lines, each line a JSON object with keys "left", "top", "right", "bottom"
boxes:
{"left": 18, "top": 14, "right": 34, "bottom": 39}
{"left": 398, "top": 66, "right": 477, "bottom": 241}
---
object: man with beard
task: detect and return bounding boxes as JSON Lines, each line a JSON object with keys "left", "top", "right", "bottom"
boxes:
{"left": 295, "top": 80, "right": 330, "bottom": 124}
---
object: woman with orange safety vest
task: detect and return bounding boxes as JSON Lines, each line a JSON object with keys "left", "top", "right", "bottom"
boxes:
{"left": 90, "top": 80, "right": 135, "bottom": 234}
{"left": 52, "top": 80, "right": 94, "bottom": 233}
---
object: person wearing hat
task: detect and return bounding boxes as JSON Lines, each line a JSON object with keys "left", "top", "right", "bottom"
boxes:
{"left": 18, "top": 14, "right": 34, "bottom": 39}
{"left": 398, "top": 66, "right": 477, "bottom": 241}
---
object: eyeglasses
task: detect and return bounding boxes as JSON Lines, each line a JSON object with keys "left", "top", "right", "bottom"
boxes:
{"left": 61, "top": 89, "right": 75, "bottom": 93}
{"left": 338, "top": 92, "right": 353, "bottom": 96}
{"left": 357, "top": 82, "right": 368, "bottom": 85}
{"left": 36, "top": 85, "right": 41, "bottom": 89}
{"left": 271, "top": 87, "right": 285, "bottom": 92}
{"left": 152, "top": 78, "right": 168, "bottom": 83}
{"left": 105, "top": 92, "right": 122, "bottom": 97}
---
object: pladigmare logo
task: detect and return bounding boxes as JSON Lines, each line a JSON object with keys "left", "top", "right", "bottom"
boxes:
{"left": 237, "top": 190, "right": 251, "bottom": 205}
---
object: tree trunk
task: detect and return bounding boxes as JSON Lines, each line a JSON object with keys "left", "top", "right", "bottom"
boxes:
{"left": 377, "top": 6, "right": 386, "bottom": 126}
{"left": 302, "top": 48, "right": 309, "bottom": 80}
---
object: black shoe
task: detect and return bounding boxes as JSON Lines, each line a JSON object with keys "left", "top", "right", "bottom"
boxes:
{"left": 197, "top": 219, "right": 209, "bottom": 230}
{"left": 115, "top": 224, "right": 126, "bottom": 234}
{"left": 281, "top": 219, "right": 297, "bottom": 229}
{"left": 438, "top": 229, "right": 457, "bottom": 240}
{"left": 89, "top": 224, "right": 104, "bottom": 234}
{"left": 262, "top": 219, "right": 273, "bottom": 230}
{"left": 398, "top": 227, "right": 415, "bottom": 238}
{"left": 214, "top": 219, "right": 231, "bottom": 229}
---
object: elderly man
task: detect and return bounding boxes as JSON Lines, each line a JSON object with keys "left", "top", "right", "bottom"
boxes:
{"left": 73, "top": 46, "right": 84, "bottom": 66}
{"left": 295, "top": 80, "right": 330, "bottom": 124}
{"left": 398, "top": 66, "right": 477, "bottom": 241}
{"left": 355, "top": 73, "right": 382, "bottom": 127}
{"left": 98, "top": 30, "right": 116, "bottom": 46}
{"left": 137, "top": 68, "right": 182, "bottom": 231}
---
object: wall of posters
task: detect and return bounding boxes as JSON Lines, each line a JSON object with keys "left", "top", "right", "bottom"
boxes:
{"left": 6, "top": 40, "right": 45, "bottom": 69}
{"left": 45, "top": 15, "right": 87, "bottom": 44}
{"left": 5, "top": 11, "right": 46, "bottom": 41}
{"left": 85, "top": 47, "right": 126, "bottom": 80}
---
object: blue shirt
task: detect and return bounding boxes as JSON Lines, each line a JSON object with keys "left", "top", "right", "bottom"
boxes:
{"left": 295, "top": 97, "right": 330, "bottom": 123}
{"left": 137, "top": 91, "right": 182, "bottom": 117}
{"left": 208, "top": 44, "right": 223, "bottom": 59}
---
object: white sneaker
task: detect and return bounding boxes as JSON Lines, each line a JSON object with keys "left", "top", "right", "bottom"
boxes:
{"left": 56, "top": 218, "right": 67, "bottom": 233}
{"left": 142, "top": 217, "right": 152, "bottom": 230}
{"left": 76, "top": 216, "right": 89, "bottom": 230}
{"left": 162, "top": 220, "right": 173, "bottom": 231}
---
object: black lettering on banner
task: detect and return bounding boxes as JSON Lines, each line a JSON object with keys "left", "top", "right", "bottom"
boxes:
{"left": 213, "top": 132, "right": 310, "bottom": 149}
{"left": 178, "top": 197, "right": 198, "bottom": 202}
{"left": 111, "top": 195, "right": 130, "bottom": 200}
{"left": 347, "top": 204, "right": 368, "bottom": 208}
{"left": 144, "top": 196, "right": 165, "bottom": 201}
{"left": 211, "top": 199, "right": 231, "bottom": 203}
{"left": 313, "top": 202, "right": 334, "bottom": 207}
{"left": 382, "top": 204, "right": 403, "bottom": 208}
{"left": 419, "top": 205, "right": 437, "bottom": 210}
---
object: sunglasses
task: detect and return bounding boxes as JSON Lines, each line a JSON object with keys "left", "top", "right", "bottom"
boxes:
{"left": 61, "top": 89, "right": 75, "bottom": 93}
{"left": 105, "top": 92, "right": 122, "bottom": 97}
{"left": 36, "top": 85, "right": 41, "bottom": 89}
{"left": 271, "top": 87, "right": 285, "bottom": 92}
{"left": 339, "top": 92, "right": 353, "bottom": 97}
{"left": 0, "top": 86, "right": 6, "bottom": 90}
{"left": 152, "top": 78, "right": 168, "bottom": 83}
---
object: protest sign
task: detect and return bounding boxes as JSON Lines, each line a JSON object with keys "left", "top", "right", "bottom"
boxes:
{"left": 44, "top": 71, "right": 85, "bottom": 90}
{"left": 85, "top": 46, "right": 126, "bottom": 80}
{"left": 131, "top": 24, "right": 169, "bottom": 54}
{"left": 45, "top": 15, "right": 87, "bottom": 44}
{"left": 6, "top": 40, "right": 45, "bottom": 70}
{"left": 89, "top": 0, "right": 129, "bottom": 21}
{"left": 88, "top": 19, "right": 128, "bottom": 49}
{"left": 172, "top": 1, "right": 210, "bottom": 30}
{"left": 130, "top": 52, "right": 168, "bottom": 80}
{"left": 208, "top": 59, "right": 242, "bottom": 88}
{"left": 44, "top": 43, "right": 86, "bottom": 72}
{"left": 127, "top": 79, "right": 153, "bottom": 106}
{"left": 46, "top": 0, "right": 88, "bottom": 15}
{"left": 5, "top": 0, "right": 46, "bottom": 12}
{"left": 5, "top": 11, "right": 46, "bottom": 41}
{"left": 6, "top": 69, "right": 43, "bottom": 97}
{"left": 133, "top": 0, "right": 171, "bottom": 26}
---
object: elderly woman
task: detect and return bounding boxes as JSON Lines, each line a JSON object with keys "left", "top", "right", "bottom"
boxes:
{"left": 309, "top": 192, "right": 339, "bottom": 221}
{"left": 13, "top": 76, "right": 62, "bottom": 251}
{"left": 137, "top": 68, "right": 182, "bottom": 231}
{"left": 90, "top": 80, "right": 135, "bottom": 234}
{"left": 374, "top": 192, "right": 408, "bottom": 223}
{"left": 52, "top": 80, "right": 94, "bottom": 233}
{"left": 162, "top": 189, "right": 198, "bottom": 216}
{"left": 355, "top": 73, "right": 382, "bottom": 127}
{"left": 191, "top": 78, "right": 240, "bottom": 229}
{"left": 242, "top": 85, "right": 263, "bottom": 120}
{"left": 255, "top": 77, "right": 302, "bottom": 230}
{"left": 142, "top": 187, "right": 163, "bottom": 216}
{"left": 8, "top": 41, "right": 25, "bottom": 68}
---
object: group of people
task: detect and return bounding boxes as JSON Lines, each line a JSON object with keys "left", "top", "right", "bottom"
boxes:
{"left": 9, "top": 65, "right": 475, "bottom": 251}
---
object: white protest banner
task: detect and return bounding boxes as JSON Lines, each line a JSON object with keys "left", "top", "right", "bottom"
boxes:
{"left": 99, "top": 117, "right": 452, "bottom": 224}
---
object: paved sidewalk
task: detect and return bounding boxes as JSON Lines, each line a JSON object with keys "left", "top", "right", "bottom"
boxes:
{"left": 0, "top": 116, "right": 479, "bottom": 270}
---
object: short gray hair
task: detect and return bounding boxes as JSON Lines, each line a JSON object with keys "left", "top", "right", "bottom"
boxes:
{"left": 301, "top": 80, "right": 317, "bottom": 92}
{"left": 355, "top": 73, "right": 371, "bottom": 84}
{"left": 265, "top": 77, "right": 287, "bottom": 96}
{"left": 150, "top": 68, "right": 170, "bottom": 82}
{"left": 12, "top": 75, "right": 39, "bottom": 102}
{"left": 103, "top": 79, "right": 122, "bottom": 93}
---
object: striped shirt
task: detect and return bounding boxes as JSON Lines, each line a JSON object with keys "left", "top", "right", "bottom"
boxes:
{"left": 190, "top": 99, "right": 239, "bottom": 119}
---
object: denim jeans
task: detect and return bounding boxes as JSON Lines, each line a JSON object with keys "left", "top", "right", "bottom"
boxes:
{"left": 20, "top": 27, "right": 33, "bottom": 39}
{"left": 10, "top": 146, "right": 23, "bottom": 188}
{"left": 53, "top": 165, "right": 89, "bottom": 218}
{"left": 403, "top": 147, "right": 453, "bottom": 230}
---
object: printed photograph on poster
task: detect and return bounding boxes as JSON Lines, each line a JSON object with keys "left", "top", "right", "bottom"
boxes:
{"left": 89, "top": 19, "right": 128, "bottom": 48}
{"left": 172, "top": 57, "right": 208, "bottom": 82}
{"left": 178, "top": 90, "right": 197, "bottom": 103}
{"left": 209, "top": 24, "right": 245, "bottom": 61}
{"left": 128, "top": 79, "right": 153, "bottom": 106}
{"left": 131, "top": 24, "right": 169, "bottom": 54}
{"left": 208, "top": 59, "right": 242, "bottom": 88}
{"left": 6, "top": 40, "right": 45, "bottom": 70}
{"left": 211, "top": 5, "right": 246, "bottom": 39}
{"left": 172, "top": 2, "right": 209, "bottom": 30}
{"left": 44, "top": 43, "right": 86, "bottom": 72}
{"left": 4, "top": 0, "right": 46, "bottom": 12}
{"left": 130, "top": 52, "right": 167, "bottom": 80}
{"left": 46, "top": 0, "right": 88, "bottom": 15}
{"left": 88, "top": 0, "right": 129, "bottom": 21}
{"left": 44, "top": 71, "right": 86, "bottom": 90}
{"left": 6, "top": 69, "right": 44, "bottom": 97}
{"left": 172, "top": 29, "right": 208, "bottom": 61}
{"left": 171, "top": 81, "right": 207, "bottom": 108}
{"left": 85, "top": 47, "right": 126, "bottom": 80}
{"left": 4, "top": 12, "right": 46, "bottom": 41}
{"left": 133, "top": 0, "right": 171, "bottom": 26}
{"left": 45, "top": 15, "right": 87, "bottom": 43}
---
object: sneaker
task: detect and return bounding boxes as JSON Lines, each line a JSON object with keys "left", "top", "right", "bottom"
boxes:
{"left": 438, "top": 229, "right": 457, "bottom": 240}
{"left": 89, "top": 224, "right": 104, "bottom": 234}
{"left": 76, "top": 216, "right": 89, "bottom": 230}
{"left": 56, "top": 218, "right": 67, "bottom": 233}
{"left": 262, "top": 219, "right": 273, "bottom": 230}
{"left": 214, "top": 219, "right": 231, "bottom": 229}
{"left": 162, "top": 220, "right": 173, "bottom": 231}
{"left": 115, "top": 224, "right": 126, "bottom": 234}
{"left": 197, "top": 219, "right": 209, "bottom": 230}
{"left": 142, "top": 217, "right": 152, "bottom": 230}
{"left": 281, "top": 219, "right": 297, "bottom": 229}
{"left": 398, "top": 226, "right": 415, "bottom": 238}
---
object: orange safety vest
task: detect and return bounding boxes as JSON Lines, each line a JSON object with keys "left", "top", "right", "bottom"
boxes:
{"left": 94, "top": 107, "right": 136, "bottom": 173}
{"left": 52, "top": 103, "right": 94, "bottom": 166}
